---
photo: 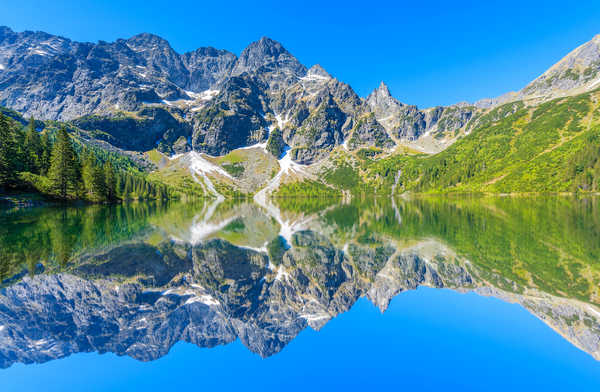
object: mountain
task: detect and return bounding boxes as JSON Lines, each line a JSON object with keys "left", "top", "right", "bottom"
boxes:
{"left": 0, "top": 26, "right": 449, "bottom": 163}
{"left": 1, "top": 26, "right": 600, "bottom": 196}
{"left": 366, "top": 81, "right": 477, "bottom": 153}
{"left": 478, "top": 34, "right": 600, "bottom": 108}
{"left": 0, "top": 27, "right": 236, "bottom": 120}
{"left": 377, "top": 82, "right": 600, "bottom": 193}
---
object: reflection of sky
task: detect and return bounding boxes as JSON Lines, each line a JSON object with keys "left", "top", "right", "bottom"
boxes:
{"left": 3, "top": 287, "right": 600, "bottom": 391}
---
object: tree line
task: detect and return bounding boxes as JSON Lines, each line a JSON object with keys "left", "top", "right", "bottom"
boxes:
{"left": 0, "top": 113, "right": 172, "bottom": 202}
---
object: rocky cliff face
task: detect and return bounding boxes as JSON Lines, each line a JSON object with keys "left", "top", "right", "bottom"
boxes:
{"left": 2, "top": 26, "right": 600, "bottom": 162}
{"left": 478, "top": 34, "right": 600, "bottom": 108}
{"left": 521, "top": 35, "right": 600, "bottom": 99}
{"left": 0, "top": 26, "right": 461, "bottom": 162}
{"left": 366, "top": 82, "right": 476, "bottom": 146}
{"left": 0, "top": 27, "right": 236, "bottom": 121}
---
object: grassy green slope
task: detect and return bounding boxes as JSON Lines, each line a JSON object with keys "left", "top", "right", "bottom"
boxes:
{"left": 368, "top": 90, "right": 600, "bottom": 194}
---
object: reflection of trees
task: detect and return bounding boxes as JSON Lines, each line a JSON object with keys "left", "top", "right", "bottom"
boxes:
{"left": 321, "top": 196, "right": 600, "bottom": 304}
{"left": 2, "top": 196, "right": 599, "bottom": 304}
{"left": 0, "top": 200, "right": 203, "bottom": 281}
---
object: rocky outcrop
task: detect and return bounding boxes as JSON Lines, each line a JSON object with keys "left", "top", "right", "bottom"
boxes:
{"left": 366, "top": 82, "right": 476, "bottom": 142}
{"left": 232, "top": 37, "right": 306, "bottom": 90}
{"left": 0, "top": 27, "right": 236, "bottom": 121}
{"left": 288, "top": 95, "right": 347, "bottom": 163}
{"left": 347, "top": 113, "right": 395, "bottom": 150}
{"left": 266, "top": 128, "right": 286, "bottom": 157}
{"left": 73, "top": 106, "right": 192, "bottom": 151}
{"left": 477, "top": 34, "right": 600, "bottom": 108}
{"left": 182, "top": 47, "right": 236, "bottom": 92}
{"left": 2, "top": 26, "right": 600, "bottom": 161}
{"left": 521, "top": 35, "right": 600, "bottom": 100}
{"left": 191, "top": 75, "right": 269, "bottom": 155}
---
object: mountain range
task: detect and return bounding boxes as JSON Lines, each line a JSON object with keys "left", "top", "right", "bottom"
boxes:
{"left": 1, "top": 26, "right": 600, "bottom": 196}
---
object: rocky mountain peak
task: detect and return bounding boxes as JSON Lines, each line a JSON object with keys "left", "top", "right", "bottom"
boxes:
{"left": 376, "top": 81, "right": 392, "bottom": 96}
{"left": 520, "top": 33, "right": 600, "bottom": 99}
{"left": 366, "top": 81, "right": 403, "bottom": 112}
{"left": 231, "top": 36, "right": 306, "bottom": 77}
{"left": 253, "top": 36, "right": 287, "bottom": 56}
{"left": 186, "top": 46, "right": 233, "bottom": 58}
{"left": 0, "top": 25, "right": 14, "bottom": 38}
{"left": 126, "top": 32, "right": 172, "bottom": 48}
{"left": 306, "top": 64, "right": 331, "bottom": 79}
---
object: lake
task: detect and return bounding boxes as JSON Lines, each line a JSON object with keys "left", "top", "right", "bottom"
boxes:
{"left": 1, "top": 195, "right": 600, "bottom": 391}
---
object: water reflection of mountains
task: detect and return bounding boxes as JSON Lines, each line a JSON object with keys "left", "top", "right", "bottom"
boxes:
{"left": 0, "top": 196, "right": 599, "bottom": 367}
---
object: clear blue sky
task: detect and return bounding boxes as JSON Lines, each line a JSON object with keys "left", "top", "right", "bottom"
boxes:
{"left": 3, "top": 0, "right": 600, "bottom": 107}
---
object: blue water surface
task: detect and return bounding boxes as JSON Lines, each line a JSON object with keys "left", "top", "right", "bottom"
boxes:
{"left": 3, "top": 287, "right": 599, "bottom": 391}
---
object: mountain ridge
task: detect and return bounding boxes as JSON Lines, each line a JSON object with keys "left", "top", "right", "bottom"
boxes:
{"left": 1, "top": 26, "right": 600, "bottom": 197}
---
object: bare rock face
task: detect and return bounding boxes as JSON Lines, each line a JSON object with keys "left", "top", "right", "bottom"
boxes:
{"left": 347, "top": 113, "right": 396, "bottom": 151}
{"left": 231, "top": 36, "right": 306, "bottom": 87}
{"left": 182, "top": 47, "right": 236, "bottom": 91}
{"left": 288, "top": 95, "right": 347, "bottom": 164}
{"left": 1, "top": 26, "right": 599, "bottom": 160}
{"left": 73, "top": 106, "right": 192, "bottom": 151}
{"left": 478, "top": 34, "right": 600, "bottom": 108}
{"left": 0, "top": 27, "right": 236, "bottom": 121}
{"left": 191, "top": 75, "right": 270, "bottom": 156}
{"left": 520, "top": 34, "right": 600, "bottom": 99}
{"left": 366, "top": 81, "right": 476, "bottom": 142}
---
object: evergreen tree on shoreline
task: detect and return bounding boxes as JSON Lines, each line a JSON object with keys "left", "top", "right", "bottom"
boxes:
{"left": 104, "top": 161, "right": 117, "bottom": 201}
{"left": 24, "top": 117, "right": 42, "bottom": 174}
{"left": 40, "top": 132, "right": 51, "bottom": 175}
{"left": 48, "top": 127, "right": 79, "bottom": 200}
{"left": 0, "top": 114, "right": 17, "bottom": 189}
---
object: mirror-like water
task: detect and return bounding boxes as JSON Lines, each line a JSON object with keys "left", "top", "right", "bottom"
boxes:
{"left": 1, "top": 196, "right": 600, "bottom": 390}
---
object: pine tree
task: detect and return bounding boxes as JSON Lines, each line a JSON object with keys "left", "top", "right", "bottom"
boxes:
{"left": 91, "top": 165, "right": 106, "bottom": 201}
{"left": 115, "top": 173, "right": 124, "bottom": 197}
{"left": 0, "top": 114, "right": 17, "bottom": 189}
{"left": 103, "top": 161, "right": 116, "bottom": 201}
{"left": 81, "top": 149, "right": 109, "bottom": 201}
{"left": 40, "top": 132, "right": 51, "bottom": 175}
{"left": 81, "top": 148, "right": 96, "bottom": 199}
{"left": 48, "top": 127, "right": 79, "bottom": 200}
{"left": 24, "top": 117, "right": 43, "bottom": 174}
{"left": 12, "top": 127, "right": 27, "bottom": 174}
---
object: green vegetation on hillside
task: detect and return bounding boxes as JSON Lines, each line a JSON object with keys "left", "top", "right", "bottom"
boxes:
{"left": 0, "top": 113, "right": 181, "bottom": 203}
{"left": 275, "top": 179, "right": 340, "bottom": 199}
{"left": 367, "top": 90, "right": 600, "bottom": 194}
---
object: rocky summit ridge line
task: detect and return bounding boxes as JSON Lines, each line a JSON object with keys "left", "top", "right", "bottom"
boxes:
{"left": 1, "top": 27, "right": 600, "bottom": 164}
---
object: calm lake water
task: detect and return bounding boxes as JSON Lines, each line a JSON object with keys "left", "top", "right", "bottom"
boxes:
{"left": 1, "top": 196, "right": 600, "bottom": 391}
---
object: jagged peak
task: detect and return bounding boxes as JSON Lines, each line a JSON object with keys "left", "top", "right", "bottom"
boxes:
{"left": 232, "top": 36, "right": 306, "bottom": 77}
{"left": 376, "top": 81, "right": 392, "bottom": 96}
{"left": 367, "top": 81, "right": 398, "bottom": 103}
{"left": 126, "top": 32, "right": 172, "bottom": 49}
{"left": 307, "top": 64, "right": 331, "bottom": 79}
{"left": 240, "top": 36, "right": 288, "bottom": 57}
